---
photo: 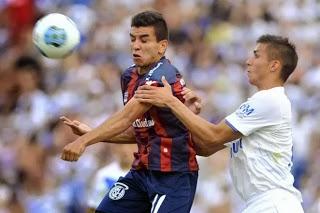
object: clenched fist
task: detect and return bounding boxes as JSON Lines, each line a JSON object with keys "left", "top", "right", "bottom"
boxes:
{"left": 61, "top": 139, "right": 86, "bottom": 161}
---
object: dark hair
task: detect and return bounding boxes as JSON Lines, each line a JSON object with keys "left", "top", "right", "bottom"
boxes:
{"left": 14, "top": 55, "right": 42, "bottom": 74}
{"left": 131, "top": 11, "right": 168, "bottom": 42}
{"left": 13, "top": 55, "right": 45, "bottom": 90}
{"left": 257, "top": 34, "right": 298, "bottom": 82}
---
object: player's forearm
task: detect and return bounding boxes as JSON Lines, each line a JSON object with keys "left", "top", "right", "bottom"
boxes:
{"left": 192, "top": 135, "right": 225, "bottom": 156}
{"left": 78, "top": 125, "right": 136, "bottom": 144}
{"left": 103, "top": 131, "right": 136, "bottom": 144}
{"left": 196, "top": 144, "right": 226, "bottom": 156}
{"left": 166, "top": 97, "right": 221, "bottom": 147}
{"left": 75, "top": 110, "right": 134, "bottom": 147}
{"left": 82, "top": 130, "right": 136, "bottom": 144}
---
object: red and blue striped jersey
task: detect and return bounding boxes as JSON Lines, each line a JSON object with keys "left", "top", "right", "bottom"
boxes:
{"left": 121, "top": 57, "right": 198, "bottom": 172}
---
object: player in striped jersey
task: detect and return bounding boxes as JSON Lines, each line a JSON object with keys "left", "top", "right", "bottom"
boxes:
{"left": 61, "top": 11, "right": 201, "bottom": 213}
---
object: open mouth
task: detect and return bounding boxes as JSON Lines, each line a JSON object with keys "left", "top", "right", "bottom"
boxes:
{"left": 133, "top": 53, "right": 141, "bottom": 58}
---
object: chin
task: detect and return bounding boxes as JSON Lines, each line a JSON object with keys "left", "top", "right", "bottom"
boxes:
{"left": 248, "top": 78, "right": 256, "bottom": 86}
{"left": 134, "top": 62, "right": 143, "bottom": 66}
{"left": 133, "top": 59, "right": 141, "bottom": 65}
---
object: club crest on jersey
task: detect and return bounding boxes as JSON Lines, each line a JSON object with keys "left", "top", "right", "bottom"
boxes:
{"left": 236, "top": 103, "right": 254, "bottom": 118}
{"left": 108, "top": 182, "right": 129, "bottom": 200}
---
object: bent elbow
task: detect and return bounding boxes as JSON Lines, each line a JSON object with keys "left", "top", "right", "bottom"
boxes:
{"left": 197, "top": 137, "right": 224, "bottom": 156}
{"left": 195, "top": 139, "right": 214, "bottom": 157}
{"left": 195, "top": 144, "right": 210, "bottom": 156}
{"left": 197, "top": 150, "right": 212, "bottom": 157}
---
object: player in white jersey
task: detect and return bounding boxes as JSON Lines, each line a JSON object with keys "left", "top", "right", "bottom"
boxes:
{"left": 135, "top": 34, "right": 304, "bottom": 212}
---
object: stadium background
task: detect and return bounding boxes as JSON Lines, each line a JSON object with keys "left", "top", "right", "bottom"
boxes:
{"left": 0, "top": 0, "right": 319, "bottom": 212}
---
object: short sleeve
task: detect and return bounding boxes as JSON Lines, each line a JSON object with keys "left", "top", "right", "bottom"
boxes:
{"left": 171, "top": 78, "right": 186, "bottom": 102}
{"left": 225, "top": 96, "right": 282, "bottom": 136}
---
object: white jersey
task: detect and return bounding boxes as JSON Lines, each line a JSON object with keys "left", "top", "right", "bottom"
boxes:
{"left": 225, "top": 87, "right": 302, "bottom": 202}
{"left": 87, "top": 162, "right": 127, "bottom": 208}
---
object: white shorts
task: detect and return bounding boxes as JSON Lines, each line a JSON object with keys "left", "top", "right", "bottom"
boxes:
{"left": 242, "top": 188, "right": 304, "bottom": 213}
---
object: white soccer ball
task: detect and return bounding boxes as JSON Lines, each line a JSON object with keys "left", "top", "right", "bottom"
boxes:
{"left": 32, "top": 13, "right": 80, "bottom": 59}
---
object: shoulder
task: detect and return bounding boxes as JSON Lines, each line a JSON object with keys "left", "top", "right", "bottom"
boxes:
{"left": 122, "top": 65, "right": 135, "bottom": 78}
{"left": 253, "top": 88, "right": 289, "bottom": 109}
{"left": 121, "top": 66, "right": 137, "bottom": 85}
{"left": 146, "top": 58, "right": 181, "bottom": 84}
{"left": 251, "top": 90, "right": 278, "bottom": 106}
{"left": 244, "top": 89, "right": 285, "bottom": 118}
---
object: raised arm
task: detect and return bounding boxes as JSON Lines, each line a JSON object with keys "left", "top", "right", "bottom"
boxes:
{"left": 135, "top": 77, "right": 242, "bottom": 156}
{"left": 61, "top": 98, "right": 150, "bottom": 161}
{"left": 165, "top": 100, "right": 241, "bottom": 148}
{"left": 60, "top": 116, "right": 136, "bottom": 144}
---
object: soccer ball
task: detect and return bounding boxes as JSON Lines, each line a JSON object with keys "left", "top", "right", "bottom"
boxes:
{"left": 32, "top": 13, "right": 80, "bottom": 59}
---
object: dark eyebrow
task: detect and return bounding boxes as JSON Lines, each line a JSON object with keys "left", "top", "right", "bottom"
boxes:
{"left": 130, "top": 33, "right": 150, "bottom": 38}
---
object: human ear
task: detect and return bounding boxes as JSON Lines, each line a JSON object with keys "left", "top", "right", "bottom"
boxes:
{"left": 158, "top": 40, "right": 168, "bottom": 55}
{"left": 270, "top": 60, "right": 281, "bottom": 72}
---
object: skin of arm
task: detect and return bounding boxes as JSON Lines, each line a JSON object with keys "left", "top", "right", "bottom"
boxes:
{"left": 60, "top": 116, "right": 137, "bottom": 144}
{"left": 61, "top": 98, "right": 151, "bottom": 161}
{"left": 106, "top": 127, "right": 136, "bottom": 144}
{"left": 192, "top": 135, "right": 227, "bottom": 157}
{"left": 168, "top": 98, "right": 242, "bottom": 154}
{"left": 60, "top": 87, "right": 201, "bottom": 145}
{"left": 134, "top": 77, "right": 243, "bottom": 156}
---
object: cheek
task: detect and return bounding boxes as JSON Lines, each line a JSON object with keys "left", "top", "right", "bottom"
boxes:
{"left": 143, "top": 45, "right": 158, "bottom": 57}
{"left": 251, "top": 62, "right": 264, "bottom": 74}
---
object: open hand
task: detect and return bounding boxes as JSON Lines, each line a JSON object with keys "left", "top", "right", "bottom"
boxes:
{"left": 135, "top": 76, "right": 174, "bottom": 107}
{"left": 60, "top": 116, "right": 92, "bottom": 136}
{"left": 182, "top": 87, "right": 202, "bottom": 114}
{"left": 135, "top": 77, "right": 202, "bottom": 114}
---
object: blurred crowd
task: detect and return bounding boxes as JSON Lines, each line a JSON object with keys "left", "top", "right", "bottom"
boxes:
{"left": 0, "top": 0, "right": 319, "bottom": 212}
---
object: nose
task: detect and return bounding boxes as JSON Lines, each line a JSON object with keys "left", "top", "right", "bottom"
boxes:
{"left": 131, "top": 40, "right": 141, "bottom": 51}
{"left": 246, "top": 57, "right": 252, "bottom": 66}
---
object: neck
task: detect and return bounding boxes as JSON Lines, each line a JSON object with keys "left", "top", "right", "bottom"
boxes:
{"left": 137, "top": 55, "right": 164, "bottom": 75}
{"left": 137, "top": 64, "right": 153, "bottom": 75}
{"left": 257, "top": 79, "right": 284, "bottom": 91}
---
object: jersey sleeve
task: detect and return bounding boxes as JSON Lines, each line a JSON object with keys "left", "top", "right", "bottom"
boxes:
{"left": 120, "top": 69, "right": 132, "bottom": 94}
{"left": 171, "top": 78, "right": 185, "bottom": 102}
{"left": 121, "top": 68, "right": 134, "bottom": 105}
{"left": 225, "top": 95, "right": 282, "bottom": 136}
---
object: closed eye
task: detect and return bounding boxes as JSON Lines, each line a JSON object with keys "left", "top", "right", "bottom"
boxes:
{"left": 130, "top": 35, "right": 135, "bottom": 42}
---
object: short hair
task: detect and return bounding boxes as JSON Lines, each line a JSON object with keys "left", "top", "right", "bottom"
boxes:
{"left": 131, "top": 11, "right": 169, "bottom": 42}
{"left": 13, "top": 55, "right": 44, "bottom": 90}
{"left": 14, "top": 55, "right": 42, "bottom": 74}
{"left": 257, "top": 34, "right": 298, "bottom": 82}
